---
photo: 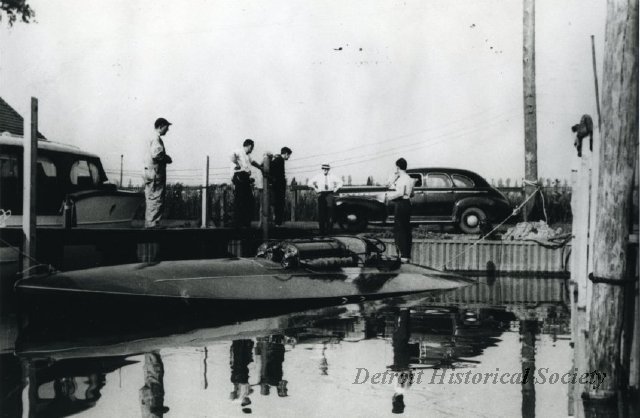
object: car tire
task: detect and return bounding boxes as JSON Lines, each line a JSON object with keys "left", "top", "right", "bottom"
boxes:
{"left": 458, "top": 207, "right": 486, "bottom": 234}
{"left": 337, "top": 207, "right": 368, "bottom": 233}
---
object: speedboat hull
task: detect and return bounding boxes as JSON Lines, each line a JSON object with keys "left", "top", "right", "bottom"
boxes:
{"left": 15, "top": 257, "right": 471, "bottom": 326}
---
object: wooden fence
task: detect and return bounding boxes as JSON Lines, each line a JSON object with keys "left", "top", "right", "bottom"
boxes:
{"left": 124, "top": 180, "right": 573, "bottom": 226}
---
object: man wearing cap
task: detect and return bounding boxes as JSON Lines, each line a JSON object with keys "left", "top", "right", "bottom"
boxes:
{"left": 386, "top": 158, "right": 414, "bottom": 262}
{"left": 311, "top": 164, "right": 343, "bottom": 234}
{"left": 230, "top": 139, "right": 264, "bottom": 228}
{"left": 269, "top": 147, "right": 292, "bottom": 226}
{"left": 143, "top": 118, "right": 173, "bottom": 228}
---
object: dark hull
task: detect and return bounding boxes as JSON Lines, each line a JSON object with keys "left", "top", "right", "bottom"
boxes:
{"left": 17, "top": 285, "right": 434, "bottom": 332}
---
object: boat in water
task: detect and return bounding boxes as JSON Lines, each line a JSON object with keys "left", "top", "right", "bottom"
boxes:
{"left": 15, "top": 236, "right": 472, "bottom": 325}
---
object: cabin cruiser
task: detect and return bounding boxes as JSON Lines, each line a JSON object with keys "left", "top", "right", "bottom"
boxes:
{"left": 0, "top": 132, "right": 143, "bottom": 228}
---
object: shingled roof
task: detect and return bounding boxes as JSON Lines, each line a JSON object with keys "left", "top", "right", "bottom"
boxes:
{"left": 0, "top": 97, "right": 46, "bottom": 139}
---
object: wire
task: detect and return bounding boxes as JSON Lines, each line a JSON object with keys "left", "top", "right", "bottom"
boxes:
{"left": 0, "top": 235, "right": 56, "bottom": 277}
{"left": 434, "top": 186, "right": 542, "bottom": 271}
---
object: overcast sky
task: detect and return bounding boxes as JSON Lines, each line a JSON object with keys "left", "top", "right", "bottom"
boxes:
{"left": 0, "top": 0, "right": 606, "bottom": 186}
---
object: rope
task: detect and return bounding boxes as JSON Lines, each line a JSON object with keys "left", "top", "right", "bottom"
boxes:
{"left": 435, "top": 186, "right": 542, "bottom": 271}
{"left": 0, "top": 235, "right": 56, "bottom": 277}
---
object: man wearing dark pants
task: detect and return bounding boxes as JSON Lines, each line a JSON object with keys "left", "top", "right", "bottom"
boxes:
{"left": 269, "top": 147, "right": 292, "bottom": 226}
{"left": 230, "top": 139, "right": 263, "bottom": 228}
{"left": 311, "top": 164, "right": 343, "bottom": 235}
{"left": 386, "top": 158, "right": 414, "bottom": 262}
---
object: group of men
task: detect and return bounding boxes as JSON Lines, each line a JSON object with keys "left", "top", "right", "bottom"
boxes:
{"left": 143, "top": 117, "right": 414, "bottom": 262}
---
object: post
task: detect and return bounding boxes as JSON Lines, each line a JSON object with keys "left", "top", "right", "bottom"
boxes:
{"left": 22, "top": 97, "right": 38, "bottom": 273}
{"left": 522, "top": 0, "right": 538, "bottom": 221}
{"left": 262, "top": 154, "right": 270, "bottom": 240}
{"left": 120, "top": 154, "right": 124, "bottom": 187}
{"left": 591, "top": 35, "right": 603, "bottom": 133}
{"left": 586, "top": 0, "right": 638, "bottom": 401}
{"left": 290, "top": 179, "right": 297, "bottom": 222}
{"left": 201, "top": 156, "right": 209, "bottom": 228}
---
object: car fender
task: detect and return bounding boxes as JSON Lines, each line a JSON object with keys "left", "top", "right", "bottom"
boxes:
{"left": 452, "top": 196, "right": 510, "bottom": 222}
{"left": 334, "top": 196, "right": 387, "bottom": 222}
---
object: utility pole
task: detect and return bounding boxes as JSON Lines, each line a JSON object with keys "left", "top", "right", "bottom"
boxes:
{"left": 201, "top": 155, "right": 209, "bottom": 228}
{"left": 261, "top": 154, "right": 271, "bottom": 240}
{"left": 22, "top": 97, "right": 38, "bottom": 272}
{"left": 586, "top": 0, "right": 638, "bottom": 402}
{"left": 120, "top": 154, "right": 124, "bottom": 187}
{"left": 522, "top": 0, "right": 538, "bottom": 220}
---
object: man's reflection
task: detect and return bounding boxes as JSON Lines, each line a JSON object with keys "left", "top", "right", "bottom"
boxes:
{"left": 390, "top": 309, "right": 413, "bottom": 414}
{"left": 230, "top": 339, "right": 254, "bottom": 414}
{"left": 256, "top": 335, "right": 288, "bottom": 397}
{"left": 139, "top": 351, "right": 169, "bottom": 418}
{"left": 319, "top": 342, "right": 329, "bottom": 376}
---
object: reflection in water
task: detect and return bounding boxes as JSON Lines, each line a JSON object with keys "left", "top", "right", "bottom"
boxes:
{"left": 229, "top": 339, "right": 254, "bottom": 414}
{"left": 256, "top": 335, "right": 288, "bottom": 397}
{"left": 139, "top": 352, "right": 169, "bottom": 418}
{"left": 520, "top": 318, "right": 539, "bottom": 418}
{"left": 1, "top": 275, "right": 588, "bottom": 417}
{"left": 390, "top": 309, "right": 412, "bottom": 414}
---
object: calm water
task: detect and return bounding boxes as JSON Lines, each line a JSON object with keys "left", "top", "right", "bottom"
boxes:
{"left": 1, "top": 275, "right": 573, "bottom": 417}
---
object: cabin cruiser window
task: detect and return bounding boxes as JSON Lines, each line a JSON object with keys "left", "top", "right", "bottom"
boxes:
{"left": 70, "top": 160, "right": 101, "bottom": 187}
{"left": 37, "top": 157, "right": 62, "bottom": 214}
{"left": 0, "top": 154, "right": 19, "bottom": 211}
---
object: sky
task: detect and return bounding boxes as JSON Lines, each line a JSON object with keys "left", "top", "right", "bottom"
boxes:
{"left": 0, "top": 0, "right": 607, "bottom": 186}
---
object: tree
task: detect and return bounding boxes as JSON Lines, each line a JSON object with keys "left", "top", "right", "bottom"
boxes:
{"left": 1, "top": 0, "right": 35, "bottom": 26}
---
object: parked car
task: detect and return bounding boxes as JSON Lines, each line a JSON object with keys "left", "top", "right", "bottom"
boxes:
{"left": 334, "top": 167, "right": 513, "bottom": 234}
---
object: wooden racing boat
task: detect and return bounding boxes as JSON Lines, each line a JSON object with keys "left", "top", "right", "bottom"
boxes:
{"left": 15, "top": 236, "right": 472, "bottom": 324}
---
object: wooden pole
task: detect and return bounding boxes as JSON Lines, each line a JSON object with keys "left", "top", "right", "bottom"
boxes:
{"left": 262, "top": 155, "right": 270, "bottom": 240}
{"left": 591, "top": 35, "right": 603, "bottom": 134}
{"left": 201, "top": 156, "right": 209, "bottom": 228}
{"left": 522, "top": 0, "right": 538, "bottom": 221}
{"left": 22, "top": 97, "right": 38, "bottom": 273}
{"left": 586, "top": 0, "right": 638, "bottom": 400}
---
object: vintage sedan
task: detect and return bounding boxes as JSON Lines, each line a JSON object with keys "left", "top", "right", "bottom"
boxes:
{"left": 334, "top": 167, "right": 513, "bottom": 234}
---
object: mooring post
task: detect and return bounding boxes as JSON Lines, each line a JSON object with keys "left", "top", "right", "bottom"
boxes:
{"left": 261, "top": 154, "right": 271, "bottom": 240}
{"left": 522, "top": 0, "right": 538, "bottom": 221}
{"left": 201, "top": 155, "right": 209, "bottom": 228}
{"left": 22, "top": 97, "right": 38, "bottom": 273}
{"left": 585, "top": 0, "right": 638, "bottom": 402}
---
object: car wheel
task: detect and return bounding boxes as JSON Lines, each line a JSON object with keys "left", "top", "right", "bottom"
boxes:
{"left": 458, "top": 207, "right": 486, "bottom": 234}
{"left": 338, "top": 208, "right": 368, "bottom": 233}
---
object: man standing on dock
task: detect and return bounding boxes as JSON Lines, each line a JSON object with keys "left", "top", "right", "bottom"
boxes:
{"left": 143, "top": 117, "right": 173, "bottom": 228}
{"left": 231, "top": 139, "right": 263, "bottom": 228}
{"left": 311, "top": 163, "right": 343, "bottom": 235}
{"left": 269, "top": 147, "right": 292, "bottom": 226}
{"left": 386, "top": 158, "right": 414, "bottom": 262}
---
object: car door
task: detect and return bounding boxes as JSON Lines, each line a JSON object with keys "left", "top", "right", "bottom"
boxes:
{"left": 424, "top": 172, "right": 456, "bottom": 219}
{"left": 408, "top": 173, "right": 429, "bottom": 217}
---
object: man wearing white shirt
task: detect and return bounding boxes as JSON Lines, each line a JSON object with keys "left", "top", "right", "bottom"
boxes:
{"left": 230, "top": 139, "right": 263, "bottom": 228}
{"left": 311, "top": 164, "right": 343, "bottom": 234}
{"left": 386, "top": 158, "right": 414, "bottom": 262}
{"left": 143, "top": 117, "right": 173, "bottom": 228}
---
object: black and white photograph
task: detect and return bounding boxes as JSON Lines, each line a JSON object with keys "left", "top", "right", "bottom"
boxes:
{"left": 0, "top": 0, "right": 638, "bottom": 416}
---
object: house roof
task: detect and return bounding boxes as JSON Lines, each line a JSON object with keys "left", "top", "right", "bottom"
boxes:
{"left": 0, "top": 97, "right": 47, "bottom": 139}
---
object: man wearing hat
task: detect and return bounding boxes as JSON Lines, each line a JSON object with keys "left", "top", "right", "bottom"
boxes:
{"left": 269, "top": 147, "right": 292, "bottom": 226}
{"left": 143, "top": 117, "right": 173, "bottom": 228}
{"left": 311, "top": 164, "right": 343, "bottom": 234}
